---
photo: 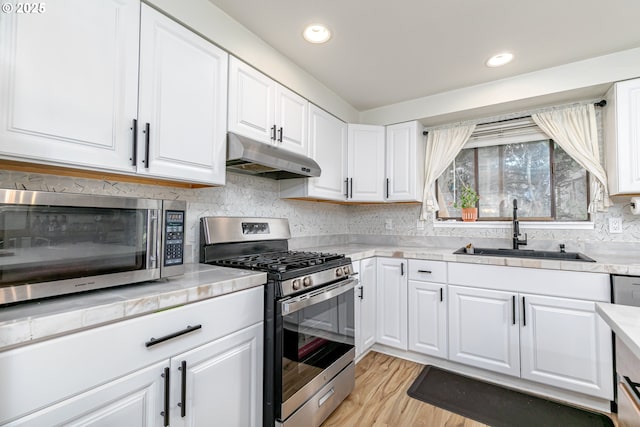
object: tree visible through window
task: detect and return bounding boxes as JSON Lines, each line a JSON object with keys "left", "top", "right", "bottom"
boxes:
{"left": 436, "top": 140, "right": 589, "bottom": 221}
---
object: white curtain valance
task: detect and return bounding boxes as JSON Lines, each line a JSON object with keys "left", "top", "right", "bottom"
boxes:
{"left": 420, "top": 124, "right": 476, "bottom": 219}
{"left": 531, "top": 104, "right": 611, "bottom": 213}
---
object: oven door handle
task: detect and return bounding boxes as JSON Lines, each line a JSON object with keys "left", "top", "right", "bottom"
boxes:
{"left": 281, "top": 277, "right": 358, "bottom": 315}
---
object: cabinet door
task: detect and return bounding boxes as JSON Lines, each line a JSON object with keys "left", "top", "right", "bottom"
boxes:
{"left": 376, "top": 257, "right": 407, "bottom": 350}
{"left": 348, "top": 124, "right": 385, "bottom": 201}
{"left": 0, "top": 0, "right": 139, "bottom": 172}
{"left": 448, "top": 285, "right": 520, "bottom": 377}
{"left": 137, "top": 5, "right": 227, "bottom": 185}
{"left": 7, "top": 361, "right": 165, "bottom": 427}
{"left": 520, "top": 294, "right": 613, "bottom": 399}
{"left": 228, "top": 56, "right": 275, "bottom": 145}
{"left": 170, "top": 323, "right": 263, "bottom": 427}
{"left": 408, "top": 280, "right": 447, "bottom": 359}
{"left": 275, "top": 85, "right": 308, "bottom": 155}
{"left": 385, "top": 121, "right": 424, "bottom": 202}
{"left": 606, "top": 78, "right": 640, "bottom": 194}
{"left": 355, "top": 258, "right": 377, "bottom": 358}
{"left": 306, "top": 104, "right": 348, "bottom": 199}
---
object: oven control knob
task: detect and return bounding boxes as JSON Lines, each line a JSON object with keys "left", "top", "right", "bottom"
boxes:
{"left": 303, "top": 277, "right": 312, "bottom": 287}
{"left": 342, "top": 266, "right": 350, "bottom": 275}
{"left": 292, "top": 279, "right": 301, "bottom": 290}
{"left": 335, "top": 268, "right": 344, "bottom": 277}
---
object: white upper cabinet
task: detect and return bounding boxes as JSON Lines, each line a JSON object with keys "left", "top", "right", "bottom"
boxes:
{"left": 347, "top": 124, "right": 385, "bottom": 201}
{"left": 605, "top": 77, "right": 640, "bottom": 195}
{"left": 228, "top": 57, "right": 308, "bottom": 155}
{"left": 0, "top": 0, "right": 228, "bottom": 185}
{"left": 280, "top": 104, "right": 347, "bottom": 200}
{"left": 385, "top": 121, "right": 425, "bottom": 202}
{"left": 137, "top": 4, "right": 228, "bottom": 185}
{"left": 275, "top": 85, "right": 309, "bottom": 155}
{"left": 0, "top": 0, "right": 140, "bottom": 172}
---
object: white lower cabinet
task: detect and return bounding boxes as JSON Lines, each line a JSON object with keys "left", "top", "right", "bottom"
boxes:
{"left": 408, "top": 280, "right": 448, "bottom": 359}
{"left": 448, "top": 285, "right": 521, "bottom": 376}
{"left": 447, "top": 263, "right": 613, "bottom": 400}
{"left": 6, "top": 361, "right": 166, "bottom": 427}
{"left": 170, "top": 323, "right": 263, "bottom": 427}
{"left": 407, "top": 259, "right": 448, "bottom": 359}
{"left": 354, "top": 257, "right": 377, "bottom": 359}
{"left": 1, "top": 287, "right": 263, "bottom": 426}
{"left": 519, "top": 293, "right": 613, "bottom": 398}
{"left": 376, "top": 257, "right": 408, "bottom": 350}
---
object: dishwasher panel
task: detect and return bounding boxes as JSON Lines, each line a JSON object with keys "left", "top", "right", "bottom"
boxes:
{"left": 612, "top": 275, "right": 640, "bottom": 307}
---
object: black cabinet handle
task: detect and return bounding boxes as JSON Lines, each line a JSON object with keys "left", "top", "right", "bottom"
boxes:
{"left": 418, "top": 269, "right": 432, "bottom": 274}
{"left": 358, "top": 286, "right": 364, "bottom": 300}
{"left": 145, "top": 324, "right": 202, "bottom": 348}
{"left": 178, "top": 360, "right": 187, "bottom": 417}
{"left": 522, "top": 297, "right": 526, "bottom": 326}
{"left": 144, "top": 122, "right": 150, "bottom": 169}
{"left": 349, "top": 178, "right": 353, "bottom": 199}
{"left": 131, "top": 118, "right": 138, "bottom": 166}
{"left": 400, "top": 262, "right": 404, "bottom": 276}
{"left": 440, "top": 287, "right": 443, "bottom": 302}
{"left": 161, "top": 367, "right": 170, "bottom": 426}
{"left": 278, "top": 127, "right": 283, "bottom": 142}
{"left": 271, "top": 125, "right": 276, "bottom": 141}
{"left": 344, "top": 178, "right": 349, "bottom": 198}
{"left": 512, "top": 295, "right": 516, "bottom": 325}
{"left": 386, "top": 178, "right": 390, "bottom": 199}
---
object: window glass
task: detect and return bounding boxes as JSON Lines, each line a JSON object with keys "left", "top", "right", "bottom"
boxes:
{"left": 436, "top": 140, "right": 588, "bottom": 221}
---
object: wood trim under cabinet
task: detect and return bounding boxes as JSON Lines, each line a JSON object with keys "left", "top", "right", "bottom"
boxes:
{"left": 0, "top": 159, "right": 214, "bottom": 189}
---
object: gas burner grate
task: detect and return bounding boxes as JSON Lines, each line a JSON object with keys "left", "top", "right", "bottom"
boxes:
{"left": 214, "top": 250, "right": 344, "bottom": 274}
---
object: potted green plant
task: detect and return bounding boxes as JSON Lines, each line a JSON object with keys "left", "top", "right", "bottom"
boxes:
{"left": 454, "top": 183, "right": 480, "bottom": 222}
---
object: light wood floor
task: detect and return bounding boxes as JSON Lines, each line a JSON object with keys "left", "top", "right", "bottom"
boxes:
{"left": 322, "top": 351, "right": 617, "bottom": 427}
{"left": 322, "top": 351, "right": 486, "bottom": 427}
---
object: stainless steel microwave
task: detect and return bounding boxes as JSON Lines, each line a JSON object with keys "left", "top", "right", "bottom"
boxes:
{"left": 0, "top": 189, "right": 186, "bottom": 304}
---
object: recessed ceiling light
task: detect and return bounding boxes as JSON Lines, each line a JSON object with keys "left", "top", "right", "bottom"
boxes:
{"left": 486, "top": 52, "right": 514, "bottom": 67}
{"left": 303, "top": 24, "right": 331, "bottom": 44}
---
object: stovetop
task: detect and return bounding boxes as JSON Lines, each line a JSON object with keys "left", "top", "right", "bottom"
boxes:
{"left": 212, "top": 250, "right": 346, "bottom": 275}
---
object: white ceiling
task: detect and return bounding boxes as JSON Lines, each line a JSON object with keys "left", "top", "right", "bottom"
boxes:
{"left": 207, "top": 0, "right": 640, "bottom": 112}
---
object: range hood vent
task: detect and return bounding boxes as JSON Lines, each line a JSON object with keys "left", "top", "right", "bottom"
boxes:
{"left": 226, "top": 132, "right": 321, "bottom": 180}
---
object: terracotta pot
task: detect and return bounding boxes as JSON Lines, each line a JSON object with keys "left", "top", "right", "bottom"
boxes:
{"left": 461, "top": 207, "right": 478, "bottom": 222}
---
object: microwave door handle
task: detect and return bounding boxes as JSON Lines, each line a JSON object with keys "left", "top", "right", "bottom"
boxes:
{"left": 281, "top": 277, "right": 358, "bottom": 315}
{"left": 147, "top": 210, "right": 158, "bottom": 269}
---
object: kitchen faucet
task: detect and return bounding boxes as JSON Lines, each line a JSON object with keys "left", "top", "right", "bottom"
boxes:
{"left": 512, "top": 199, "right": 528, "bottom": 250}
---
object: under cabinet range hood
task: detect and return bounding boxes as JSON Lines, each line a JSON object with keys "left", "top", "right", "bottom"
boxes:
{"left": 226, "top": 132, "right": 321, "bottom": 179}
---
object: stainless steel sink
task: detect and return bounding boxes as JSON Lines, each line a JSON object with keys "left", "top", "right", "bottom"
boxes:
{"left": 453, "top": 247, "right": 596, "bottom": 262}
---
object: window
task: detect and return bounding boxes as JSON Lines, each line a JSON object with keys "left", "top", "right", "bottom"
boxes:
{"left": 436, "top": 139, "right": 589, "bottom": 221}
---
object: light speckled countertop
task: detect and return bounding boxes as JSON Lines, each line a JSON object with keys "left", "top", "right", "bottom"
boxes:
{"left": 301, "top": 244, "right": 640, "bottom": 275}
{"left": 0, "top": 263, "right": 266, "bottom": 351}
{"left": 596, "top": 303, "right": 640, "bottom": 359}
{"left": 3, "top": 243, "right": 639, "bottom": 352}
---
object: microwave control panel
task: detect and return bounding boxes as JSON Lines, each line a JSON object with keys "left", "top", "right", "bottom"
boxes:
{"left": 164, "top": 210, "right": 184, "bottom": 266}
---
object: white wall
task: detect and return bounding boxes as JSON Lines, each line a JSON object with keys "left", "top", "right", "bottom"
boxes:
{"left": 359, "top": 47, "right": 640, "bottom": 126}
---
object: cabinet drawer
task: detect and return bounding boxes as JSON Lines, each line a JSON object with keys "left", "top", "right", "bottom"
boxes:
{"left": 408, "top": 259, "right": 447, "bottom": 283}
{"left": 0, "top": 286, "right": 263, "bottom": 425}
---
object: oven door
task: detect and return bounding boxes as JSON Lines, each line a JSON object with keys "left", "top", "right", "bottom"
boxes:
{"left": 277, "top": 277, "right": 357, "bottom": 422}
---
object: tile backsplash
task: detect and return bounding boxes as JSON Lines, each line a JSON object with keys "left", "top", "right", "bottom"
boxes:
{"left": 1, "top": 167, "right": 638, "bottom": 262}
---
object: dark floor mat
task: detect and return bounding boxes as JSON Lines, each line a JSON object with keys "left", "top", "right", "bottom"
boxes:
{"left": 407, "top": 365, "right": 614, "bottom": 427}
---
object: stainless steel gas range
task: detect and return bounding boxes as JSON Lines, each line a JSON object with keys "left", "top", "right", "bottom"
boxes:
{"left": 199, "top": 217, "right": 356, "bottom": 427}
